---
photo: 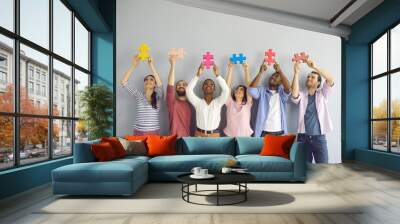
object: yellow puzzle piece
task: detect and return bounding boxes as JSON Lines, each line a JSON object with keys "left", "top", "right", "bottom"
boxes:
{"left": 138, "top": 43, "right": 150, "bottom": 61}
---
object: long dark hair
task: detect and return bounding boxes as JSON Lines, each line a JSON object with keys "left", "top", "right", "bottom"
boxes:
{"left": 231, "top": 85, "right": 248, "bottom": 105}
{"left": 144, "top": 75, "right": 158, "bottom": 109}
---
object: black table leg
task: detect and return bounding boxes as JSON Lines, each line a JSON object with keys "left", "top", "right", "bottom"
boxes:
{"left": 187, "top": 184, "right": 190, "bottom": 202}
{"left": 216, "top": 184, "right": 219, "bottom": 206}
{"left": 245, "top": 183, "right": 247, "bottom": 201}
{"left": 195, "top": 184, "right": 197, "bottom": 192}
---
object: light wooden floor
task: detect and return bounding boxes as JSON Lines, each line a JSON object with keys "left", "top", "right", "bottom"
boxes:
{"left": 1, "top": 162, "right": 400, "bottom": 224}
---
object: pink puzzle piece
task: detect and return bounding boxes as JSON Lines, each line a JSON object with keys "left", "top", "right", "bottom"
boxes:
{"left": 168, "top": 48, "right": 185, "bottom": 59}
{"left": 292, "top": 52, "right": 309, "bottom": 63}
{"left": 292, "top": 53, "right": 302, "bottom": 62}
{"left": 264, "top": 49, "right": 276, "bottom": 65}
{"left": 202, "top": 52, "right": 214, "bottom": 69}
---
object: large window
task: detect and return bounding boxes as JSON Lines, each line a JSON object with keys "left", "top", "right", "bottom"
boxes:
{"left": 371, "top": 23, "right": 400, "bottom": 153}
{"left": 0, "top": 0, "right": 91, "bottom": 170}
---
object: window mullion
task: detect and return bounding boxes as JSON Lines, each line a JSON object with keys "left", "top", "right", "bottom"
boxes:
{"left": 370, "top": 45, "right": 373, "bottom": 149}
{"left": 48, "top": 0, "right": 54, "bottom": 160}
{"left": 71, "top": 10, "right": 76, "bottom": 155}
{"left": 387, "top": 30, "right": 391, "bottom": 152}
{"left": 13, "top": 0, "right": 21, "bottom": 167}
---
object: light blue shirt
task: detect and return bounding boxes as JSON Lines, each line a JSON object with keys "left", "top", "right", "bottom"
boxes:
{"left": 249, "top": 85, "right": 290, "bottom": 137}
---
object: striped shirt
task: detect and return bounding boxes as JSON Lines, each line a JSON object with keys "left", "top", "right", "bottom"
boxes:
{"left": 123, "top": 84, "right": 164, "bottom": 132}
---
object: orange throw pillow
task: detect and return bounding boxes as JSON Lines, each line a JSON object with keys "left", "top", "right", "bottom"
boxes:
{"left": 260, "top": 135, "right": 296, "bottom": 159}
{"left": 101, "top": 137, "right": 127, "bottom": 158}
{"left": 124, "top": 135, "right": 149, "bottom": 141}
{"left": 91, "top": 142, "right": 117, "bottom": 162}
{"left": 146, "top": 135, "right": 177, "bottom": 157}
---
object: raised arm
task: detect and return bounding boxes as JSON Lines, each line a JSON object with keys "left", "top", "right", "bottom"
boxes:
{"left": 120, "top": 55, "right": 140, "bottom": 86}
{"left": 306, "top": 59, "right": 334, "bottom": 86}
{"left": 242, "top": 62, "right": 253, "bottom": 103}
{"left": 274, "top": 63, "right": 291, "bottom": 93}
{"left": 186, "top": 63, "right": 204, "bottom": 105}
{"left": 291, "top": 61, "right": 301, "bottom": 100}
{"left": 249, "top": 61, "right": 268, "bottom": 87}
{"left": 214, "top": 64, "right": 230, "bottom": 104}
{"left": 148, "top": 57, "right": 163, "bottom": 87}
{"left": 225, "top": 61, "right": 234, "bottom": 88}
{"left": 167, "top": 55, "right": 177, "bottom": 86}
{"left": 242, "top": 62, "right": 251, "bottom": 86}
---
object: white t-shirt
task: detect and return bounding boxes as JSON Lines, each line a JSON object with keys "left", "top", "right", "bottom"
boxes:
{"left": 186, "top": 76, "right": 230, "bottom": 131}
{"left": 264, "top": 90, "right": 282, "bottom": 132}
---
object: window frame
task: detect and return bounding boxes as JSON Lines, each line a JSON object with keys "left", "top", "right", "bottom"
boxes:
{"left": 370, "top": 21, "right": 400, "bottom": 154}
{"left": 0, "top": 0, "right": 92, "bottom": 171}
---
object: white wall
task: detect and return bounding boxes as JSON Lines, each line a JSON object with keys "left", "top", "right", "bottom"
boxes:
{"left": 116, "top": 0, "right": 342, "bottom": 163}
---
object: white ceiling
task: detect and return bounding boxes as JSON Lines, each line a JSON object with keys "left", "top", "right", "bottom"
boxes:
{"left": 167, "top": 0, "right": 384, "bottom": 37}
{"left": 223, "top": 0, "right": 384, "bottom": 26}
{"left": 225, "top": 0, "right": 353, "bottom": 23}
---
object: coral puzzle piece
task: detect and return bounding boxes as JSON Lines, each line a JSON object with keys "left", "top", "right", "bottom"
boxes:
{"left": 292, "top": 52, "right": 309, "bottom": 63}
{"left": 138, "top": 43, "right": 150, "bottom": 61}
{"left": 202, "top": 52, "right": 214, "bottom": 69}
{"left": 264, "top": 49, "right": 276, "bottom": 65}
{"left": 168, "top": 48, "right": 185, "bottom": 59}
{"left": 230, "top": 53, "right": 246, "bottom": 64}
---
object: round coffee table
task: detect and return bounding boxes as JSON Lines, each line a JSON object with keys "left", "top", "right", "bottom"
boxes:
{"left": 177, "top": 173, "right": 255, "bottom": 206}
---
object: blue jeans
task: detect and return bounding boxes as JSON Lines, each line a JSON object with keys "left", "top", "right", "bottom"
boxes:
{"left": 297, "top": 134, "right": 328, "bottom": 163}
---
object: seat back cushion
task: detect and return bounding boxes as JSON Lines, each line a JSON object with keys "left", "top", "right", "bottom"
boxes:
{"left": 180, "top": 137, "right": 235, "bottom": 155}
{"left": 236, "top": 137, "right": 264, "bottom": 155}
{"left": 73, "top": 139, "right": 100, "bottom": 163}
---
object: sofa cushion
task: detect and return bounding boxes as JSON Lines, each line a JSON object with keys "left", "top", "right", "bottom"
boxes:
{"left": 118, "top": 155, "right": 150, "bottom": 162}
{"left": 146, "top": 135, "right": 177, "bottom": 157}
{"left": 260, "top": 135, "right": 296, "bottom": 159}
{"left": 236, "top": 137, "right": 263, "bottom": 155}
{"left": 52, "top": 158, "right": 148, "bottom": 183}
{"left": 149, "top": 154, "right": 235, "bottom": 172}
{"left": 101, "top": 137, "right": 127, "bottom": 158}
{"left": 119, "top": 138, "right": 147, "bottom": 156}
{"left": 180, "top": 137, "right": 235, "bottom": 155}
{"left": 236, "top": 155, "right": 293, "bottom": 172}
{"left": 91, "top": 142, "right": 118, "bottom": 161}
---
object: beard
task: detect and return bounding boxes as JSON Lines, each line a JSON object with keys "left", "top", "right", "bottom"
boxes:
{"left": 176, "top": 90, "right": 186, "bottom": 96}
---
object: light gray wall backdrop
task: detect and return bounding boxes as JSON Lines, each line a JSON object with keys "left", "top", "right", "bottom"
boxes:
{"left": 116, "top": 0, "right": 342, "bottom": 163}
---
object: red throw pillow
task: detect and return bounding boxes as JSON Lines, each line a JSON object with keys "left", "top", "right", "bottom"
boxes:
{"left": 91, "top": 142, "right": 117, "bottom": 162}
{"left": 260, "top": 135, "right": 296, "bottom": 159}
{"left": 146, "top": 135, "right": 177, "bottom": 157}
{"left": 101, "top": 137, "right": 127, "bottom": 158}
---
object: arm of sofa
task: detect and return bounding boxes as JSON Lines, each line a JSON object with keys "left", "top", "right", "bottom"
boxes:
{"left": 289, "top": 142, "right": 307, "bottom": 182}
{"left": 73, "top": 141, "right": 99, "bottom": 163}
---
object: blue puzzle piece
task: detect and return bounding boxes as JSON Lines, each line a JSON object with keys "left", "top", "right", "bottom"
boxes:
{"left": 230, "top": 53, "right": 246, "bottom": 64}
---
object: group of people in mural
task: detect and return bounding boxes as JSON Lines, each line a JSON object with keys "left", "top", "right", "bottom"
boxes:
{"left": 120, "top": 54, "right": 334, "bottom": 163}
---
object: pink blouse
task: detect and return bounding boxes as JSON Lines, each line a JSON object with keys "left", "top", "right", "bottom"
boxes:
{"left": 223, "top": 97, "right": 253, "bottom": 137}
